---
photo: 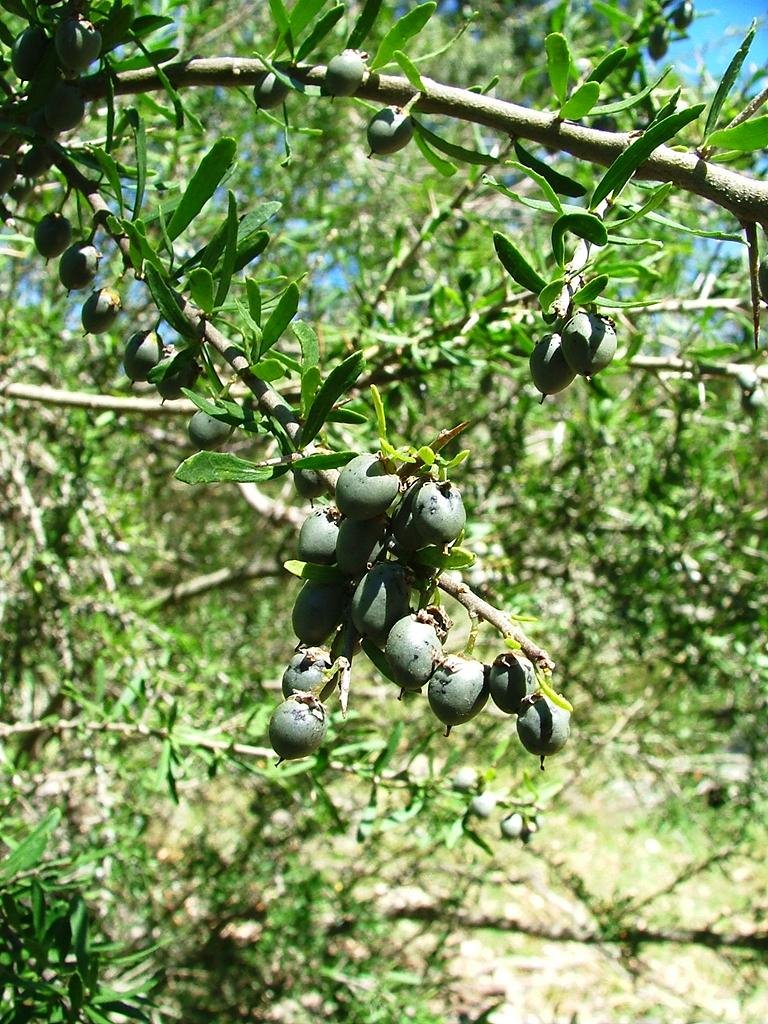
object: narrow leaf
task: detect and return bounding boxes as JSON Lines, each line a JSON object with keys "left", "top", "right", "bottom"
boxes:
{"left": 261, "top": 282, "right": 300, "bottom": 353}
{"left": 246, "top": 279, "right": 262, "bottom": 325}
{"left": 0, "top": 810, "right": 61, "bottom": 881}
{"left": 703, "top": 22, "right": 756, "bottom": 140}
{"left": 545, "top": 32, "right": 570, "bottom": 105}
{"left": 590, "top": 104, "right": 705, "bottom": 207}
{"left": 166, "top": 138, "right": 237, "bottom": 240}
{"left": 707, "top": 116, "right": 768, "bottom": 152}
{"left": 538, "top": 278, "right": 565, "bottom": 314}
{"left": 587, "top": 45, "right": 627, "bottom": 83}
{"left": 302, "top": 351, "right": 366, "bottom": 445}
{"left": 551, "top": 213, "right": 607, "bottom": 265}
{"left": 370, "top": 2, "right": 437, "bottom": 70}
{"left": 506, "top": 159, "right": 563, "bottom": 213}
{"left": 214, "top": 190, "right": 239, "bottom": 306}
{"left": 292, "top": 451, "right": 356, "bottom": 469}
{"left": 126, "top": 108, "right": 147, "bottom": 220}
{"left": 560, "top": 81, "right": 600, "bottom": 120}
{"left": 590, "top": 70, "right": 668, "bottom": 116}
{"left": 143, "top": 264, "right": 197, "bottom": 339}
{"left": 175, "top": 452, "right": 288, "bottom": 484}
{"left": 187, "top": 267, "right": 214, "bottom": 313}
{"left": 393, "top": 49, "right": 426, "bottom": 91}
{"left": 284, "top": 560, "right": 348, "bottom": 583}
{"left": 289, "top": 0, "right": 328, "bottom": 39}
{"left": 296, "top": 3, "right": 345, "bottom": 62}
{"left": 412, "top": 119, "right": 495, "bottom": 166}
{"left": 250, "top": 358, "right": 285, "bottom": 382}
{"left": 570, "top": 274, "right": 609, "bottom": 305}
{"left": 413, "top": 130, "right": 457, "bottom": 177}
{"left": 493, "top": 232, "right": 546, "bottom": 294}
{"left": 412, "top": 546, "right": 475, "bottom": 570}
{"left": 268, "top": 0, "right": 292, "bottom": 55}
{"left": 347, "top": 0, "right": 383, "bottom": 50}
{"left": 293, "top": 320, "right": 319, "bottom": 367}
{"left": 513, "top": 141, "right": 586, "bottom": 198}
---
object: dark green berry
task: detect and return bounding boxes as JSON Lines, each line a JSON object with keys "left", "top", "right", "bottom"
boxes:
{"left": 293, "top": 466, "right": 326, "bottom": 499}
{"left": 297, "top": 507, "right": 341, "bottom": 565}
{"left": 20, "top": 146, "right": 54, "bottom": 179}
{"left": 44, "top": 82, "right": 86, "bottom": 133}
{"left": 384, "top": 613, "right": 443, "bottom": 692}
{"left": 561, "top": 311, "right": 617, "bottom": 376}
{"left": 54, "top": 17, "right": 102, "bottom": 73}
{"left": 253, "top": 71, "right": 289, "bottom": 109}
{"left": 269, "top": 693, "right": 328, "bottom": 762}
{"left": 12, "top": 27, "right": 51, "bottom": 81}
{"left": 391, "top": 480, "right": 428, "bottom": 553}
{"left": 412, "top": 479, "right": 466, "bottom": 546}
{"left": 155, "top": 358, "right": 200, "bottom": 401}
{"left": 34, "top": 212, "right": 72, "bottom": 258}
{"left": 671, "top": 1, "right": 694, "bottom": 30}
{"left": 324, "top": 50, "right": 366, "bottom": 97}
{"left": 488, "top": 652, "right": 536, "bottom": 715}
{"left": 427, "top": 656, "right": 489, "bottom": 733}
{"left": 81, "top": 287, "right": 121, "bottom": 333}
{"left": 516, "top": 693, "right": 570, "bottom": 763}
{"left": 335, "top": 515, "right": 387, "bottom": 577}
{"left": 529, "top": 334, "right": 576, "bottom": 395}
{"left": 281, "top": 646, "right": 333, "bottom": 699}
{"left": 647, "top": 22, "right": 669, "bottom": 61}
{"left": 58, "top": 241, "right": 100, "bottom": 290}
{"left": 367, "top": 107, "right": 413, "bottom": 156}
{"left": 350, "top": 562, "right": 411, "bottom": 645}
{"left": 292, "top": 579, "right": 348, "bottom": 646}
{"left": 335, "top": 453, "right": 399, "bottom": 521}
{"left": 123, "top": 330, "right": 163, "bottom": 382}
{"left": 187, "top": 410, "right": 234, "bottom": 450}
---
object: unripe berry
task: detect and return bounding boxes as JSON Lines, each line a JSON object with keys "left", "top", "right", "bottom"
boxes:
{"left": 560, "top": 311, "right": 617, "bottom": 376}
{"left": 20, "top": 146, "right": 54, "bottom": 179}
{"left": 412, "top": 479, "right": 466, "bottom": 546}
{"left": 44, "top": 82, "right": 86, "bottom": 133}
{"left": 269, "top": 693, "right": 328, "bottom": 762}
{"left": 253, "top": 71, "right": 289, "bottom": 109}
{"left": 335, "top": 453, "right": 399, "bottom": 521}
{"left": 297, "top": 507, "right": 341, "bottom": 565}
{"left": 516, "top": 693, "right": 570, "bottom": 762}
{"left": 324, "top": 50, "right": 366, "bottom": 97}
{"left": 367, "top": 107, "right": 413, "bottom": 156}
{"left": 54, "top": 17, "right": 102, "bottom": 73}
{"left": 488, "top": 652, "right": 536, "bottom": 715}
{"left": 58, "top": 242, "right": 100, "bottom": 290}
{"left": 427, "top": 656, "right": 489, "bottom": 733}
{"left": 529, "top": 333, "right": 576, "bottom": 395}
{"left": 155, "top": 359, "right": 200, "bottom": 401}
{"left": 187, "top": 410, "right": 234, "bottom": 450}
{"left": 335, "top": 515, "right": 387, "bottom": 577}
{"left": 123, "top": 330, "right": 163, "bottom": 382}
{"left": 281, "top": 647, "right": 333, "bottom": 698}
{"left": 672, "top": 1, "right": 694, "bottom": 30}
{"left": 292, "top": 579, "right": 348, "bottom": 645}
{"left": 351, "top": 562, "right": 411, "bottom": 645}
{"left": 81, "top": 287, "right": 121, "bottom": 334}
{"left": 391, "top": 481, "right": 428, "bottom": 552}
{"left": 384, "top": 613, "right": 443, "bottom": 692}
{"left": 293, "top": 467, "right": 326, "bottom": 499}
{"left": 11, "top": 27, "right": 51, "bottom": 81}
{"left": 647, "top": 22, "right": 669, "bottom": 61}
{"left": 34, "top": 213, "right": 72, "bottom": 258}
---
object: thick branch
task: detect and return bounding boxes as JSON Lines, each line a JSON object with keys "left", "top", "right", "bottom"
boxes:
{"left": 78, "top": 59, "right": 768, "bottom": 227}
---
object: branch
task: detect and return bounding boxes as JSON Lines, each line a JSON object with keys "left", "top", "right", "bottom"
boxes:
{"left": 0, "top": 380, "right": 196, "bottom": 415}
{"left": 76, "top": 59, "right": 768, "bottom": 227}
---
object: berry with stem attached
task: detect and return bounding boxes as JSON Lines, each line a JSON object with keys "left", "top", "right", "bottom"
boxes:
{"left": 367, "top": 107, "right": 413, "bottom": 156}
{"left": 427, "top": 656, "right": 489, "bottom": 734}
{"left": 58, "top": 242, "right": 100, "bottom": 290}
{"left": 281, "top": 647, "right": 333, "bottom": 698}
{"left": 297, "top": 507, "right": 341, "bottom": 565}
{"left": 517, "top": 693, "right": 571, "bottom": 765}
{"left": 411, "top": 479, "right": 466, "bottom": 546}
{"left": 488, "top": 652, "right": 536, "bottom": 715}
{"left": 335, "top": 453, "right": 400, "bottom": 521}
{"left": 529, "top": 334, "right": 576, "bottom": 395}
{"left": 81, "top": 287, "right": 121, "bottom": 334}
{"left": 560, "top": 311, "right": 617, "bottom": 376}
{"left": 384, "top": 612, "right": 443, "bottom": 692}
{"left": 123, "top": 330, "right": 162, "bottom": 382}
{"left": 292, "top": 579, "right": 348, "bottom": 645}
{"left": 54, "top": 17, "right": 102, "bottom": 73}
{"left": 253, "top": 71, "right": 290, "bottom": 109}
{"left": 34, "top": 213, "right": 72, "bottom": 258}
{"left": 324, "top": 50, "right": 366, "bottom": 96}
{"left": 269, "top": 693, "right": 328, "bottom": 762}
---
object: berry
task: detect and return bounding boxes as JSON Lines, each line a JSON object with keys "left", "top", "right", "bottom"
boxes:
{"left": 427, "top": 656, "right": 489, "bottom": 733}
{"left": 351, "top": 562, "right": 411, "bottom": 645}
{"left": 54, "top": 17, "right": 102, "bottom": 73}
{"left": 367, "top": 107, "right": 413, "bottom": 156}
{"left": 384, "top": 613, "right": 443, "bottom": 692}
{"left": 391, "top": 481, "right": 428, "bottom": 552}
{"left": 488, "top": 652, "right": 536, "bottom": 715}
{"left": 291, "top": 579, "right": 348, "bottom": 645}
{"left": 187, "top": 410, "right": 234, "bottom": 450}
{"left": 268, "top": 693, "right": 328, "bottom": 762}
{"left": 469, "top": 792, "right": 497, "bottom": 818}
{"left": 671, "top": 1, "right": 694, "bottom": 30}
{"left": 560, "top": 311, "right": 617, "bottom": 376}
{"left": 516, "top": 693, "right": 570, "bottom": 762}
{"left": 451, "top": 766, "right": 478, "bottom": 793}
{"left": 253, "top": 71, "right": 289, "bottom": 109}
{"left": 11, "top": 27, "right": 51, "bottom": 81}
{"left": 155, "top": 359, "right": 200, "bottom": 401}
{"left": 293, "top": 467, "right": 325, "bottom": 499}
{"left": 758, "top": 258, "right": 768, "bottom": 304}
{"left": 335, "top": 515, "right": 387, "bottom": 577}
{"left": 412, "top": 480, "right": 466, "bottom": 546}
{"left": 297, "top": 507, "right": 341, "bottom": 565}
{"left": 500, "top": 813, "right": 525, "bottom": 839}
{"left": 34, "top": 213, "right": 72, "bottom": 258}
{"left": 324, "top": 50, "right": 366, "bottom": 97}
{"left": 281, "top": 646, "right": 333, "bottom": 699}
{"left": 647, "top": 22, "right": 669, "bottom": 61}
{"left": 81, "top": 286, "right": 121, "bottom": 333}
{"left": 335, "top": 453, "right": 399, "bottom": 521}
{"left": 0, "top": 158, "right": 18, "bottom": 194}
{"left": 123, "top": 330, "right": 163, "bottom": 382}
{"left": 529, "top": 334, "right": 576, "bottom": 395}
{"left": 58, "top": 242, "right": 100, "bottom": 290}
{"left": 44, "top": 82, "right": 86, "bottom": 133}
{"left": 20, "top": 146, "right": 54, "bottom": 179}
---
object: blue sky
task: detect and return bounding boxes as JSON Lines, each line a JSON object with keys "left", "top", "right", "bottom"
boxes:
{"left": 666, "top": 1, "right": 768, "bottom": 78}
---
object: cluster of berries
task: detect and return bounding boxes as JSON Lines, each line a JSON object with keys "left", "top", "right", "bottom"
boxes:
{"left": 529, "top": 310, "right": 617, "bottom": 397}
{"left": 647, "top": 1, "right": 694, "bottom": 62}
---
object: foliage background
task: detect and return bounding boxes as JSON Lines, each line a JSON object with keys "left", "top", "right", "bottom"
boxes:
{"left": 1, "top": 1, "right": 767, "bottom": 1022}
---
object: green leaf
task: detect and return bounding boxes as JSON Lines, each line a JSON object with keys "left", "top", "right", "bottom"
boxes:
{"left": 269, "top": 0, "right": 292, "bottom": 55}
{"left": 347, "top": 0, "right": 383, "bottom": 50}
{"left": 166, "top": 138, "right": 237, "bottom": 241}
{"left": 412, "top": 119, "right": 495, "bottom": 166}
{"left": 250, "top": 358, "right": 285, "bottom": 382}
{"left": 246, "top": 279, "right": 262, "bottom": 325}
{"left": 412, "top": 546, "right": 475, "bottom": 570}
{"left": 214, "top": 191, "right": 239, "bottom": 307}
{"left": 326, "top": 408, "right": 368, "bottom": 425}
{"left": 707, "top": 116, "right": 768, "bottom": 152}
{"left": 570, "top": 274, "right": 609, "bottom": 306}
{"left": 181, "top": 389, "right": 246, "bottom": 424}
{"left": 289, "top": 0, "right": 328, "bottom": 39}
{"left": 361, "top": 637, "right": 400, "bottom": 684}
{"left": 0, "top": 810, "right": 61, "bottom": 881}
{"left": 513, "top": 141, "right": 586, "bottom": 198}
{"left": 590, "top": 70, "right": 668, "bottom": 116}
{"left": 493, "top": 232, "right": 547, "bottom": 294}
{"left": 125, "top": 108, "right": 147, "bottom": 221}
{"left": 560, "top": 81, "right": 600, "bottom": 120}
{"left": 70, "top": 897, "right": 88, "bottom": 974}
{"left": 590, "top": 104, "right": 705, "bottom": 207}
{"left": 143, "top": 264, "right": 197, "bottom": 339}
{"left": 393, "top": 49, "right": 426, "bottom": 91}
{"left": 187, "top": 267, "right": 214, "bottom": 313}
{"left": 295, "top": 3, "right": 345, "bottom": 62}
{"left": 261, "top": 282, "right": 300, "bottom": 354}
{"left": 292, "top": 451, "right": 356, "bottom": 469}
{"left": 703, "top": 22, "right": 756, "bottom": 140}
{"left": 538, "top": 278, "right": 565, "bottom": 314}
{"left": 587, "top": 46, "right": 627, "bottom": 84}
{"left": 506, "top": 159, "right": 563, "bottom": 213}
{"left": 175, "top": 452, "right": 288, "bottom": 484}
{"left": 88, "top": 147, "right": 124, "bottom": 215}
{"left": 545, "top": 32, "right": 571, "bottom": 105}
{"left": 302, "top": 351, "right": 366, "bottom": 445}
{"left": 373, "top": 722, "right": 404, "bottom": 773}
{"left": 613, "top": 182, "right": 673, "bottom": 226}
{"left": 284, "top": 560, "right": 348, "bottom": 583}
{"left": 293, "top": 320, "right": 319, "bottom": 367}
{"left": 413, "top": 130, "right": 458, "bottom": 177}
{"left": 371, "top": 384, "right": 388, "bottom": 445}
{"left": 301, "top": 365, "right": 321, "bottom": 415}
{"left": 370, "top": 2, "right": 437, "bottom": 70}
{"left": 551, "top": 213, "right": 607, "bottom": 265}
